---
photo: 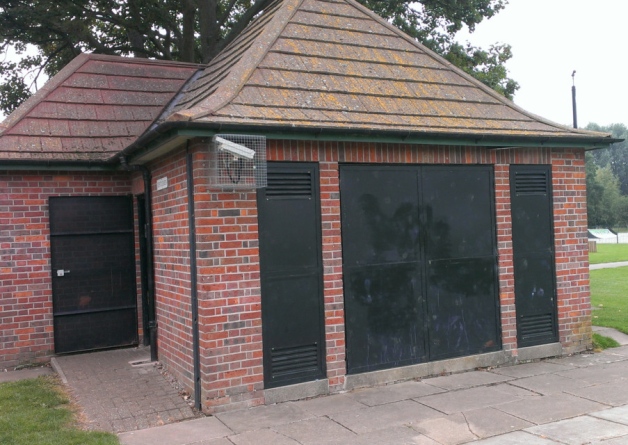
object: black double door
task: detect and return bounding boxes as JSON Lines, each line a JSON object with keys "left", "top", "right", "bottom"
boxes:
{"left": 257, "top": 163, "right": 326, "bottom": 388}
{"left": 340, "top": 165, "right": 501, "bottom": 374}
{"left": 50, "top": 196, "right": 138, "bottom": 354}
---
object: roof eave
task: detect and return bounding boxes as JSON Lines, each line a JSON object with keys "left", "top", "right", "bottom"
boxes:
{"left": 121, "top": 121, "right": 619, "bottom": 165}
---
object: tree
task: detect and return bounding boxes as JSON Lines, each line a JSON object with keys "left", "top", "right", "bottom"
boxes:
{"left": 0, "top": 0, "right": 518, "bottom": 115}
{"left": 587, "top": 123, "right": 628, "bottom": 195}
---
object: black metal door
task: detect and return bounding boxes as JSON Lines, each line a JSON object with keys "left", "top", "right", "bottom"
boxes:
{"left": 50, "top": 196, "right": 138, "bottom": 354}
{"left": 340, "top": 166, "right": 426, "bottom": 373}
{"left": 340, "top": 165, "right": 501, "bottom": 374}
{"left": 510, "top": 165, "right": 558, "bottom": 347}
{"left": 422, "top": 167, "right": 500, "bottom": 360}
{"left": 257, "top": 163, "right": 326, "bottom": 388}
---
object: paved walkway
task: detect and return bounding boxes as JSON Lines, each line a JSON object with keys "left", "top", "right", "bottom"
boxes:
{"left": 5, "top": 342, "right": 628, "bottom": 444}
{"left": 115, "top": 345, "right": 628, "bottom": 445}
{"left": 590, "top": 261, "right": 628, "bottom": 270}
{"left": 53, "top": 347, "right": 198, "bottom": 433}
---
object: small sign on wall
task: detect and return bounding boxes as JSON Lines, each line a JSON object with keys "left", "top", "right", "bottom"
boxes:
{"left": 156, "top": 176, "right": 168, "bottom": 191}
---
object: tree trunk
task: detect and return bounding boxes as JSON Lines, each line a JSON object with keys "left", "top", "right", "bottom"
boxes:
{"left": 181, "top": 0, "right": 196, "bottom": 62}
{"left": 199, "top": 0, "right": 219, "bottom": 63}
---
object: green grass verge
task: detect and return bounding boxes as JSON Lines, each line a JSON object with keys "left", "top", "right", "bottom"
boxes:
{"left": 592, "top": 333, "right": 621, "bottom": 350}
{"left": 590, "top": 267, "right": 628, "bottom": 335}
{"left": 589, "top": 243, "right": 628, "bottom": 264}
{"left": 0, "top": 376, "right": 119, "bottom": 445}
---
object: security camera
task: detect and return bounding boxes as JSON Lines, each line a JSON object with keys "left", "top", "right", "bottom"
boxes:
{"left": 214, "top": 136, "right": 256, "bottom": 160}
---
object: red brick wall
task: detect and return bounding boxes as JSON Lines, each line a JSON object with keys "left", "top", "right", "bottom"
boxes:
{"left": 178, "top": 140, "right": 589, "bottom": 413}
{"left": 188, "top": 141, "right": 264, "bottom": 411}
{"left": 150, "top": 150, "right": 196, "bottom": 390}
{"left": 0, "top": 171, "right": 133, "bottom": 369}
{"left": 552, "top": 149, "right": 591, "bottom": 352}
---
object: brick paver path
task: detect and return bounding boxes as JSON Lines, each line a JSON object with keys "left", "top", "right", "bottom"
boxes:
{"left": 54, "top": 347, "right": 197, "bottom": 433}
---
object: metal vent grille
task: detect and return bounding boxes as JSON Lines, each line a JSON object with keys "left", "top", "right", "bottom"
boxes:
{"left": 519, "top": 313, "right": 554, "bottom": 339}
{"left": 266, "top": 170, "right": 313, "bottom": 198}
{"left": 514, "top": 172, "right": 548, "bottom": 195}
{"left": 208, "top": 134, "right": 267, "bottom": 190}
{"left": 270, "top": 344, "right": 319, "bottom": 378}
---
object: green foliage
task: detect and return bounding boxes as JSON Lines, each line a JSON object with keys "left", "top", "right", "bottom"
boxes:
{"left": 592, "top": 333, "right": 620, "bottom": 350}
{"left": 589, "top": 244, "right": 628, "bottom": 265}
{"left": 590, "top": 267, "right": 628, "bottom": 335}
{"left": 587, "top": 123, "right": 628, "bottom": 194}
{"left": 586, "top": 147, "right": 628, "bottom": 228}
{"left": 0, "top": 0, "right": 518, "bottom": 114}
{"left": 0, "top": 376, "right": 119, "bottom": 445}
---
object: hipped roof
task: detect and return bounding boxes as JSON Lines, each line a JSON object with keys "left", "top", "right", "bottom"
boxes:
{"left": 165, "top": 0, "right": 612, "bottom": 144}
{"left": 0, "top": 0, "right": 616, "bottom": 164}
{"left": 0, "top": 54, "right": 200, "bottom": 162}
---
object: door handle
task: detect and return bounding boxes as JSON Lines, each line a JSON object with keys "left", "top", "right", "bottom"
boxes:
{"left": 56, "top": 269, "right": 71, "bottom": 277}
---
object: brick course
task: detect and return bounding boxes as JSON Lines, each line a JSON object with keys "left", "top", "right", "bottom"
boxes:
{"left": 0, "top": 171, "right": 134, "bottom": 369}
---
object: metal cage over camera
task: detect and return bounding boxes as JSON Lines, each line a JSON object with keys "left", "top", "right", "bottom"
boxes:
{"left": 208, "top": 134, "right": 267, "bottom": 190}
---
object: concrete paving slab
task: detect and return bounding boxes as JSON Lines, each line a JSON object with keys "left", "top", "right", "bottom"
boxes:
{"left": 496, "top": 393, "right": 607, "bottom": 425}
{"left": 347, "top": 381, "right": 443, "bottom": 406}
{"left": 471, "top": 431, "right": 559, "bottom": 444}
{"left": 118, "top": 417, "right": 233, "bottom": 445}
{"left": 423, "top": 370, "right": 512, "bottom": 391}
{"left": 556, "top": 360, "right": 628, "bottom": 386}
{"left": 566, "top": 381, "right": 628, "bottom": 406}
{"left": 0, "top": 366, "right": 53, "bottom": 383}
{"left": 417, "top": 385, "right": 521, "bottom": 414}
{"left": 525, "top": 415, "right": 628, "bottom": 445}
{"left": 329, "top": 400, "right": 443, "bottom": 434}
{"left": 491, "top": 383, "right": 542, "bottom": 399}
{"left": 607, "top": 345, "right": 628, "bottom": 357}
{"left": 547, "top": 352, "right": 627, "bottom": 368}
{"left": 411, "top": 413, "right": 478, "bottom": 444}
{"left": 589, "top": 405, "right": 628, "bottom": 425}
{"left": 293, "top": 393, "right": 367, "bottom": 416}
{"left": 462, "top": 407, "right": 534, "bottom": 438}
{"left": 508, "top": 373, "right": 589, "bottom": 395}
{"left": 272, "top": 416, "right": 357, "bottom": 444}
{"left": 197, "top": 439, "right": 233, "bottom": 445}
{"left": 591, "top": 436, "right": 628, "bottom": 445}
{"left": 228, "top": 428, "right": 301, "bottom": 445}
{"left": 215, "top": 403, "right": 313, "bottom": 434}
{"left": 489, "top": 361, "right": 570, "bottom": 378}
{"left": 342, "top": 426, "right": 438, "bottom": 445}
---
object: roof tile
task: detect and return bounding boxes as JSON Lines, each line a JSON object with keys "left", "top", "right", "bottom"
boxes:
{"left": 0, "top": 54, "right": 201, "bottom": 162}
{"left": 167, "top": 0, "right": 610, "bottom": 143}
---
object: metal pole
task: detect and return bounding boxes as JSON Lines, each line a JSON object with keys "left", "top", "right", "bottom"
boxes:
{"left": 571, "top": 70, "right": 578, "bottom": 129}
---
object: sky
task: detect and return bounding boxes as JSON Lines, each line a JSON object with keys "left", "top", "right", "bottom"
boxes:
{"left": 456, "top": 0, "right": 627, "bottom": 129}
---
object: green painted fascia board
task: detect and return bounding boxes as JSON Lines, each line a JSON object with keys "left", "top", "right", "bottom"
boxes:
{"left": 173, "top": 128, "right": 614, "bottom": 149}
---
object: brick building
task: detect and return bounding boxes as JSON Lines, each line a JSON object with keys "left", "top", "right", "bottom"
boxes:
{"left": 0, "top": 0, "right": 617, "bottom": 413}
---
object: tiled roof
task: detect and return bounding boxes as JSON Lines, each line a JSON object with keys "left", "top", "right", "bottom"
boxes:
{"left": 0, "top": 54, "right": 201, "bottom": 162}
{"left": 166, "top": 0, "right": 611, "bottom": 142}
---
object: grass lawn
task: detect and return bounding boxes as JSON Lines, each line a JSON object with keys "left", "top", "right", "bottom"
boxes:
{"left": 590, "top": 267, "right": 628, "bottom": 335}
{"left": 589, "top": 243, "right": 628, "bottom": 264}
{"left": 0, "top": 376, "right": 119, "bottom": 445}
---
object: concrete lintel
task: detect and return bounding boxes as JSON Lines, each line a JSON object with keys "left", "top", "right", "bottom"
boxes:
{"left": 344, "top": 351, "right": 511, "bottom": 391}
{"left": 264, "top": 379, "right": 329, "bottom": 405}
{"left": 516, "top": 343, "right": 563, "bottom": 362}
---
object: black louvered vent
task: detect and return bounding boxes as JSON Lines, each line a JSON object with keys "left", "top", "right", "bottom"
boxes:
{"left": 519, "top": 313, "right": 554, "bottom": 340}
{"left": 266, "top": 170, "right": 313, "bottom": 198}
{"left": 515, "top": 172, "right": 548, "bottom": 195}
{"left": 271, "top": 344, "right": 319, "bottom": 379}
